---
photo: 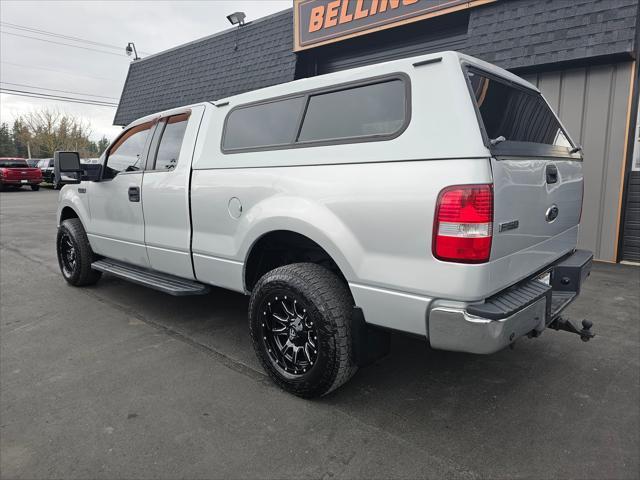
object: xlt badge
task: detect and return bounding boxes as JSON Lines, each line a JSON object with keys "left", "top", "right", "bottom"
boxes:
{"left": 499, "top": 220, "right": 519, "bottom": 232}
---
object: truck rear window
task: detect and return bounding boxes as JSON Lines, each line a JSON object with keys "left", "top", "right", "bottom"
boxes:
{"left": 0, "top": 159, "right": 28, "bottom": 168}
{"left": 467, "top": 70, "right": 571, "bottom": 148}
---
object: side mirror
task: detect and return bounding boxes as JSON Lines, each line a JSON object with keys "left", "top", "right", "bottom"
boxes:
{"left": 54, "top": 151, "right": 83, "bottom": 185}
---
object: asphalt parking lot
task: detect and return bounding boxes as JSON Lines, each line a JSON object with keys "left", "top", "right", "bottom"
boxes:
{"left": 1, "top": 187, "right": 639, "bottom": 480}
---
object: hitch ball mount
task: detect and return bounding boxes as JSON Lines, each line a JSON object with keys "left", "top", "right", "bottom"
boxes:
{"left": 548, "top": 316, "right": 595, "bottom": 342}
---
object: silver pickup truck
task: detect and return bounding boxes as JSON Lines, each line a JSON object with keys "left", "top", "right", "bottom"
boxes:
{"left": 55, "top": 51, "right": 593, "bottom": 397}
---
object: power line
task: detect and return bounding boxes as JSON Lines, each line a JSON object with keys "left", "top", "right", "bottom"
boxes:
{"left": 0, "top": 88, "right": 118, "bottom": 107}
{"left": 0, "top": 21, "right": 150, "bottom": 55}
{"left": 1, "top": 81, "right": 119, "bottom": 100}
{"left": 0, "top": 61, "right": 121, "bottom": 82}
{"left": 1, "top": 31, "right": 129, "bottom": 58}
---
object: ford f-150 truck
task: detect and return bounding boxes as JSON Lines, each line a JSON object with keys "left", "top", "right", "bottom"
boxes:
{"left": 55, "top": 52, "right": 593, "bottom": 397}
{"left": 0, "top": 158, "right": 42, "bottom": 190}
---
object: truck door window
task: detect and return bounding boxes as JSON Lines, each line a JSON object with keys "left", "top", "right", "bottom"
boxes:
{"left": 467, "top": 70, "right": 571, "bottom": 148}
{"left": 104, "top": 122, "right": 153, "bottom": 179}
{"left": 152, "top": 113, "right": 189, "bottom": 171}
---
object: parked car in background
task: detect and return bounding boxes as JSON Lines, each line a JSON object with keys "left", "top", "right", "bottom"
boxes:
{"left": 0, "top": 157, "right": 42, "bottom": 190}
{"left": 37, "top": 158, "right": 55, "bottom": 185}
{"left": 26, "top": 159, "right": 40, "bottom": 167}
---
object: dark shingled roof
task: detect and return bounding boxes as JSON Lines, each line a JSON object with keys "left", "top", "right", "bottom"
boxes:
{"left": 465, "top": 0, "right": 638, "bottom": 69}
{"left": 113, "top": 9, "right": 297, "bottom": 126}
{"left": 114, "top": 0, "right": 638, "bottom": 126}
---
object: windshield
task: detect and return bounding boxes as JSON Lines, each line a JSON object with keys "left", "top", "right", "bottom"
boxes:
{"left": 0, "top": 159, "right": 28, "bottom": 168}
{"left": 467, "top": 70, "right": 572, "bottom": 148}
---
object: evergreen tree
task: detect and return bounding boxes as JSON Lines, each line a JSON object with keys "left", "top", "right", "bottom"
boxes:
{"left": 12, "top": 119, "right": 30, "bottom": 157}
{"left": 0, "top": 122, "right": 16, "bottom": 156}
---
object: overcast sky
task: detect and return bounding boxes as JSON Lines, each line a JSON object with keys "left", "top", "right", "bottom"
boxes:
{"left": 0, "top": 0, "right": 290, "bottom": 143}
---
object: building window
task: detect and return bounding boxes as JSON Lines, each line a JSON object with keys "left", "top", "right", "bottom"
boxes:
{"left": 298, "top": 80, "right": 406, "bottom": 142}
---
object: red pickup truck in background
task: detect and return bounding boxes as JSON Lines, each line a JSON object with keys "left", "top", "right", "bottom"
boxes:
{"left": 0, "top": 158, "right": 43, "bottom": 191}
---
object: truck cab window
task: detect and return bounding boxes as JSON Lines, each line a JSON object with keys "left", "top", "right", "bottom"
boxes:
{"left": 104, "top": 122, "right": 152, "bottom": 179}
{"left": 153, "top": 113, "right": 189, "bottom": 171}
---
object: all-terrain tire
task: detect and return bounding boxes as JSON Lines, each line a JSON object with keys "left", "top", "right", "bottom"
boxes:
{"left": 56, "top": 218, "right": 102, "bottom": 286}
{"left": 249, "top": 263, "right": 357, "bottom": 398}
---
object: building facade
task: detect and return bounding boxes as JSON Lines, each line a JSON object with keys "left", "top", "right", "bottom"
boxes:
{"left": 114, "top": 0, "right": 640, "bottom": 263}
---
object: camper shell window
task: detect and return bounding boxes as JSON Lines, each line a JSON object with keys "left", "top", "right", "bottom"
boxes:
{"left": 221, "top": 74, "right": 410, "bottom": 153}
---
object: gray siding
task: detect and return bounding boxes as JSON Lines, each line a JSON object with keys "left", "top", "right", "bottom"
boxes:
{"left": 521, "top": 61, "right": 634, "bottom": 261}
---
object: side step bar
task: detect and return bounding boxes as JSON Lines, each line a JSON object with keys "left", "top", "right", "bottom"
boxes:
{"left": 92, "top": 259, "right": 210, "bottom": 296}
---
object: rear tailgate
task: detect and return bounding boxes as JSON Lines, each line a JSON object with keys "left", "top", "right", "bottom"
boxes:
{"left": 5, "top": 167, "right": 43, "bottom": 181}
{"left": 0, "top": 158, "right": 43, "bottom": 183}
{"left": 465, "top": 66, "right": 583, "bottom": 292}
{"left": 491, "top": 156, "right": 582, "bottom": 270}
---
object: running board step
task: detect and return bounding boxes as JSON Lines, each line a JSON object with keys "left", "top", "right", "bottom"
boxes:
{"left": 92, "top": 259, "right": 210, "bottom": 296}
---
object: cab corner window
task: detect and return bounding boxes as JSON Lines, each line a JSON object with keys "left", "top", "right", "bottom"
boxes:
{"left": 152, "top": 113, "right": 189, "bottom": 171}
{"left": 104, "top": 122, "right": 152, "bottom": 179}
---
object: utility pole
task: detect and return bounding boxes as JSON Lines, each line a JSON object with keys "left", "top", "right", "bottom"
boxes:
{"left": 27, "top": 142, "right": 31, "bottom": 159}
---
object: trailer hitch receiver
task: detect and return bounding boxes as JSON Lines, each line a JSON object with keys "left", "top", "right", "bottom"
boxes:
{"left": 548, "top": 316, "right": 595, "bottom": 342}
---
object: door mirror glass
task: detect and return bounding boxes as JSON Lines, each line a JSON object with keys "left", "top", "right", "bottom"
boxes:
{"left": 54, "top": 151, "right": 82, "bottom": 185}
{"left": 57, "top": 152, "right": 81, "bottom": 172}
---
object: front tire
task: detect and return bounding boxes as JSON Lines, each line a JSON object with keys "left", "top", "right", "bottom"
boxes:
{"left": 249, "top": 263, "right": 357, "bottom": 398}
{"left": 56, "top": 218, "right": 102, "bottom": 286}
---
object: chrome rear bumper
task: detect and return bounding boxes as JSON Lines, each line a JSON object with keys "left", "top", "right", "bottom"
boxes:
{"left": 427, "top": 249, "right": 592, "bottom": 354}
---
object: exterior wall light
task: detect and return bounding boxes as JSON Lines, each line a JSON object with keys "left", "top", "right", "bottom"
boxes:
{"left": 125, "top": 42, "right": 140, "bottom": 60}
{"left": 226, "top": 12, "right": 246, "bottom": 26}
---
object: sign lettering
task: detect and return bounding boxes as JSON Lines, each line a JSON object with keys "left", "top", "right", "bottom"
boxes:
{"left": 294, "top": 0, "right": 494, "bottom": 51}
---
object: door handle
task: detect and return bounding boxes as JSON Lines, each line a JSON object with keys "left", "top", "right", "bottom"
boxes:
{"left": 128, "top": 186, "right": 140, "bottom": 202}
{"left": 546, "top": 164, "right": 558, "bottom": 184}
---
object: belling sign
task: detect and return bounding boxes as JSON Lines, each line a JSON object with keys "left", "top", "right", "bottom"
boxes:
{"left": 294, "top": 0, "right": 493, "bottom": 51}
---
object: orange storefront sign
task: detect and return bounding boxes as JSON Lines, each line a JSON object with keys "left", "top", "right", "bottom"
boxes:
{"left": 294, "top": 0, "right": 495, "bottom": 51}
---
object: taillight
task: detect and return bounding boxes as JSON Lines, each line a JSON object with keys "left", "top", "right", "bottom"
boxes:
{"left": 433, "top": 184, "right": 493, "bottom": 263}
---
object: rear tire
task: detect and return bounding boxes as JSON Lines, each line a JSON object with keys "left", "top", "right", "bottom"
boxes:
{"left": 249, "top": 263, "right": 357, "bottom": 398}
{"left": 56, "top": 218, "right": 102, "bottom": 286}
{"left": 31, "top": 184, "right": 40, "bottom": 191}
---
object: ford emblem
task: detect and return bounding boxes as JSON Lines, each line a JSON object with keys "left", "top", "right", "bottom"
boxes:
{"left": 545, "top": 205, "right": 559, "bottom": 223}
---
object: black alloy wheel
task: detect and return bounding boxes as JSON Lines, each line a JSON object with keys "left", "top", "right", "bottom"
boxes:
{"left": 56, "top": 218, "right": 102, "bottom": 286}
{"left": 249, "top": 263, "right": 357, "bottom": 398}
{"left": 58, "top": 230, "right": 77, "bottom": 278}
{"left": 259, "top": 292, "right": 319, "bottom": 375}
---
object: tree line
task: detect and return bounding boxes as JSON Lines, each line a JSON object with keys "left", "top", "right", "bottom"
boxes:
{"left": 0, "top": 109, "right": 111, "bottom": 159}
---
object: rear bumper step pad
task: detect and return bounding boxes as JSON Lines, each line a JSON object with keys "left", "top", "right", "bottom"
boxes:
{"left": 466, "top": 278, "right": 551, "bottom": 321}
